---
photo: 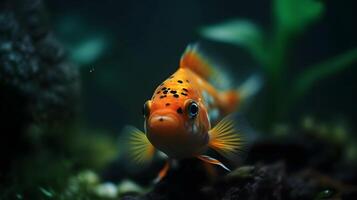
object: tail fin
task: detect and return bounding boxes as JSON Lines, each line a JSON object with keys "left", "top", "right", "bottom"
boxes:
{"left": 180, "top": 44, "right": 217, "bottom": 80}
{"left": 220, "top": 74, "right": 262, "bottom": 114}
{"left": 237, "top": 74, "right": 262, "bottom": 101}
{"left": 181, "top": 43, "right": 262, "bottom": 111}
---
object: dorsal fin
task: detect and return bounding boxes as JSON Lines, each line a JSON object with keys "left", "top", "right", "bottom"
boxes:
{"left": 180, "top": 44, "right": 216, "bottom": 80}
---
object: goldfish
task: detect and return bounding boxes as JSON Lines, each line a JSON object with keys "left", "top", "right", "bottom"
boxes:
{"left": 126, "top": 44, "right": 261, "bottom": 181}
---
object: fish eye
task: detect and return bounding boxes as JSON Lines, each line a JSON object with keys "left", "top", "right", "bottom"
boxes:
{"left": 187, "top": 101, "right": 199, "bottom": 118}
{"left": 142, "top": 101, "right": 151, "bottom": 118}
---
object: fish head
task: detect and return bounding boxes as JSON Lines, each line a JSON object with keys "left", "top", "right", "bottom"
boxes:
{"left": 143, "top": 98, "right": 210, "bottom": 158}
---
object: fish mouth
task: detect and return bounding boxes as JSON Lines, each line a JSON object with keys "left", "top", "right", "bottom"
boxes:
{"left": 147, "top": 111, "right": 180, "bottom": 133}
{"left": 146, "top": 111, "right": 183, "bottom": 157}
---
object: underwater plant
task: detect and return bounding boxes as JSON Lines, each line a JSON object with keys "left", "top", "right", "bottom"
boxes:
{"left": 200, "top": 0, "right": 357, "bottom": 129}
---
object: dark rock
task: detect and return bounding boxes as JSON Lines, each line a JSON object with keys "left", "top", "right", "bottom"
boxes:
{"left": 0, "top": 0, "right": 79, "bottom": 174}
{"left": 122, "top": 160, "right": 357, "bottom": 200}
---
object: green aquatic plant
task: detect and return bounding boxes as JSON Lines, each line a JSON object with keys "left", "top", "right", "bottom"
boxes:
{"left": 55, "top": 15, "right": 111, "bottom": 66}
{"left": 200, "top": 0, "right": 357, "bottom": 128}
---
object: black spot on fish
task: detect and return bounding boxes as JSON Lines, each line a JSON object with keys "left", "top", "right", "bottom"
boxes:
{"left": 177, "top": 107, "right": 183, "bottom": 114}
{"left": 160, "top": 95, "right": 167, "bottom": 99}
{"left": 165, "top": 103, "right": 170, "bottom": 106}
{"left": 161, "top": 87, "right": 167, "bottom": 90}
{"left": 178, "top": 80, "right": 183, "bottom": 83}
{"left": 173, "top": 94, "right": 179, "bottom": 98}
{"left": 183, "top": 88, "right": 188, "bottom": 92}
{"left": 181, "top": 92, "right": 187, "bottom": 96}
{"left": 170, "top": 90, "right": 177, "bottom": 94}
{"left": 163, "top": 90, "right": 168, "bottom": 94}
{"left": 157, "top": 91, "right": 161, "bottom": 94}
{"left": 186, "top": 80, "right": 190, "bottom": 83}
{"left": 167, "top": 88, "right": 170, "bottom": 90}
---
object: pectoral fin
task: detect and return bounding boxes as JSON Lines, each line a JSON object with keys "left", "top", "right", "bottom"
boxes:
{"left": 208, "top": 116, "right": 243, "bottom": 161}
{"left": 126, "top": 126, "right": 155, "bottom": 164}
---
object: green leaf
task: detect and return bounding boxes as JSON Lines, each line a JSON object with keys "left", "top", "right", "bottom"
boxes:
{"left": 274, "top": 0, "right": 324, "bottom": 33}
{"left": 200, "top": 20, "right": 265, "bottom": 63}
{"left": 70, "top": 36, "right": 108, "bottom": 66}
{"left": 292, "top": 48, "right": 357, "bottom": 100}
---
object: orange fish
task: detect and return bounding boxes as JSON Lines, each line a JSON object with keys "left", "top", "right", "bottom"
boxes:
{"left": 126, "top": 44, "right": 261, "bottom": 181}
